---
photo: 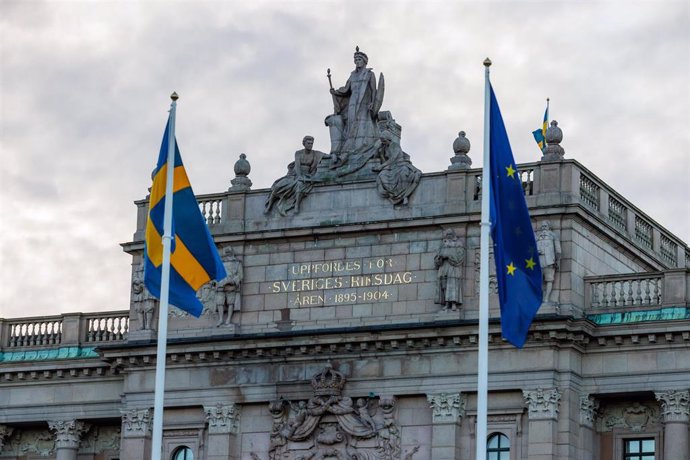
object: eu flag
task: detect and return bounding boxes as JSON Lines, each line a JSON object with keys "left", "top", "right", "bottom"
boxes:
{"left": 489, "top": 84, "right": 543, "bottom": 347}
{"left": 531, "top": 103, "right": 548, "bottom": 153}
{"left": 144, "top": 116, "right": 227, "bottom": 317}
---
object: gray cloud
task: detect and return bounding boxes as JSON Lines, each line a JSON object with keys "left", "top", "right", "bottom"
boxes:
{"left": 1, "top": 0, "right": 688, "bottom": 318}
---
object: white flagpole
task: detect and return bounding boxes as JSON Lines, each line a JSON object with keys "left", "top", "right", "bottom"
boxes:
{"left": 475, "top": 58, "right": 492, "bottom": 460}
{"left": 151, "top": 92, "right": 178, "bottom": 460}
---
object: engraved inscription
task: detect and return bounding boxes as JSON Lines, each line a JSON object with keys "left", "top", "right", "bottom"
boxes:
{"left": 267, "top": 257, "right": 416, "bottom": 307}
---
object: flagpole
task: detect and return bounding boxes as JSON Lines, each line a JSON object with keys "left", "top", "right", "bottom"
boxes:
{"left": 476, "top": 58, "right": 492, "bottom": 460}
{"left": 151, "top": 92, "right": 178, "bottom": 460}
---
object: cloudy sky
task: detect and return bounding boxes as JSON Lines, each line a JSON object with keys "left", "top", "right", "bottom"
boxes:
{"left": 1, "top": 0, "right": 688, "bottom": 319}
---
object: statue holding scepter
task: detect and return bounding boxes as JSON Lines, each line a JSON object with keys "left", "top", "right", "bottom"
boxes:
{"left": 325, "top": 46, "right": 385, "bottom": 168}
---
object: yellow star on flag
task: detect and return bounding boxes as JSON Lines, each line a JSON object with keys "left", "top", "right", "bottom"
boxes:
{"left": 525, "top": 258, "right": 536, "bottom": 270}
{"left": 505, "top": 164, "right": 516, "bottom": 178}
{"left": 506, "top": 262, "right": 516, "bottom": 276}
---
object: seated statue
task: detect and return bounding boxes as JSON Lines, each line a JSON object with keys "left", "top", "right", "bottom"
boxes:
{"left": 373, "top": 128, "right": 421, "bottom": 206}
{"left": 265, "top": 136, "right": 324, "bottom": 216}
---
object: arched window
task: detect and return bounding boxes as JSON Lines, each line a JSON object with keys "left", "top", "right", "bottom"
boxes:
{"left": 487, "top": 432, "right": 510, "bottom": 460}
{"left": 171, "top": 446, "right": 194, "bottom": 460}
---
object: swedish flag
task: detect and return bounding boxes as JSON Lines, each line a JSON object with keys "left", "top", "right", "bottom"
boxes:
{"left": 531, "top": 101, "right": 549, "bottom": 153}
{"left": 144, "top": 115, "right": 227, "bottom": 317}
{"left": 489, "top": 84, "right": 543, "bottom": 347}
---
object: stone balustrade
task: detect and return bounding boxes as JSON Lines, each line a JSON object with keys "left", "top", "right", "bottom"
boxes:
{"left": 0, "top": 311, "right": 129, "bottom": 353}
{"left": 587, "top": 273, "right": 664, "bottom": 308}
{"left": 585, "top": 269, "right": 689, "bottom": 312}
{"left": 131, "top": 159, "right": 687, "bottom": 270}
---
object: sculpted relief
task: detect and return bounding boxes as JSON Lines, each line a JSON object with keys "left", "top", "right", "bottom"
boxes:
{"left": 264, "top": 46, "right": 421, "bottom": 217}
{"left": 255, "top": 364, "right": 417, "bottom": 460}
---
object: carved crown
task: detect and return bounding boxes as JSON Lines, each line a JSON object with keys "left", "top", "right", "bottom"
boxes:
{"left": 311, "top": 364, "right": 346, "bottom": 397}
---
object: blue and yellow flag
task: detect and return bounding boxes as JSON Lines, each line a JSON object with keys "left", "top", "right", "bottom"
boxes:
{"left": 531, "top": 102, "right": 549, "bottom": 153}
{"left": 489, "top": 85, "right": 543, "bottom": 348}
{"left": 144, "top": 116, "right": 227, "bottom": 317}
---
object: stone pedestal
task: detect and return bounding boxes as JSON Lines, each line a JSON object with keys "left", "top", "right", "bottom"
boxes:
{"left": 120, "top": 408, "right": 152, "bottom": 460}
{"left": 48, "top": 420, "right": 90, "bottom": 460}
{"left": 656, "top": 390, "right": 690, "bottom": 460}
{"left": 523, "top": 388, "right": 561, "bottom": 460}
{"left": 579, "top": 395, "right": 599, "bottom": 460}
{"left": 426, "top": 392, "right": 465, "bottom": 459}
{"left": 204, "top": 403, "right": 241, "bottom": 460}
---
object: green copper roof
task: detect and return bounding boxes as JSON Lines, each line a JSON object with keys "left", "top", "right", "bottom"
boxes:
{"left": 0, "top": 346, "right": 99, "bottom": 362}
{"left": 587, "top": 307, "right": 690, "bottom": 325}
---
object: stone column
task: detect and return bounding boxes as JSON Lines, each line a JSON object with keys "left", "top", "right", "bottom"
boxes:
{"left": 655, "top": 390, "right": 690, "bottom": 460}
{"left": 523, "top": 388, "right": 561, "bottom": 460}
{"left": 579, "top": 395, "right": 599, "bottom": 460}
{"left": 120, "top": 408, "right": 152, "bottom": 460}
{"left": 426, "top": 392, "right": 465, "bottom": 460}
{"left": 204, "top": 403, "right": 241, "bottom": 460}
{"left": 47, "top": 420, "right": 90, "bottom": 460}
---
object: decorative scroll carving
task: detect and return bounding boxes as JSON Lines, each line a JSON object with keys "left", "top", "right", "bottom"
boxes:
{"left": 47, "top": 420, "right": 90, "bottom": 449}
{"left": 121, "top": 408, "right": 152, "bottom": 436}
{"left": 523, "top": 388, "right": 561, "bottom": 420}
{"left": 205, "top": 403, "right": 241, "bottom": 434}
{"left": 599, "top": 402, "right": 661, "bottom": 432}
{"left": 265, "top": 364, "right": 413, "bottom": 460}
{"left": 78, "top": 425, "right": 121, "bottom": 454}
{"left": 427, "top": 392, "right": 466, "bottom": 424}
{"left": 579, "top": 395, "right": 600, "bottom": 428}
{"left": 0, "top": 425, "right": 15, "bottom": 451}
{"left": 4, "top": 429, "right": 56, "bottom": 456}
{"left": 655, "top": 390, "right": 690, "bottom": 423}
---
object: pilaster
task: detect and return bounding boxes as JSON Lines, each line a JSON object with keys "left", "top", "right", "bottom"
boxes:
{"left": 523, "top": 388, "right": 561, "bottom": 460}
{"left": 121, "top": 408, "right": 153, "bottom": 460}
{"left": 579, "top": 395, "right": 599, "bottom": 460}
{"left": 427, "top": 392, "right": 465, "bottom": 460}
{"left": 204, "top": 403, "right": 241, "bottom": 460}
{"left": 655, "top": 390, "right": 690, "bottom": 460}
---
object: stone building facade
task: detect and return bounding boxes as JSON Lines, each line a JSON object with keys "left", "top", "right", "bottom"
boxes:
{"left": 1, "top": 59, "right": 689, "bottom": 460}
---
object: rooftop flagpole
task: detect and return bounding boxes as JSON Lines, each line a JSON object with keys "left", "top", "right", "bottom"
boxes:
{"left": 475, "top": 57, "right": 492, "bottom": 460}
{"left": 151, "top": 92, "right": 179, "bottom": 460}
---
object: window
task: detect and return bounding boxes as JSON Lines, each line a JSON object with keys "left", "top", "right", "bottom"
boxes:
{"left": 624, "top": 438, "right": 655, "bottom": 460}
{"left": 171, "top": 446, "right": 194, "bottom": 460}
{"left": 487, "top": 433, "right": 510, "bottom": 460}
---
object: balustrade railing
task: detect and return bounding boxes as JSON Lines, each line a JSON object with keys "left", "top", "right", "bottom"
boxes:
{"left": 587, "top": 273, "right": 664, "bottom": 309}
{"left": 86, "top": 313, "right": 129, "bottom": 343}
{"left": 198, "top": 193, "right": 225, "bottom": 226}
{"left": 472, "top": 167, "right": 534, "bottom": 201}
{"left": 7, "top": 318, "right": 62, "bottom": 348}
{"left": 2, "top": 311, "right": 129, "bottom": 351}
{"left": 579, "top": 173, "right": 600, "bottom": 211}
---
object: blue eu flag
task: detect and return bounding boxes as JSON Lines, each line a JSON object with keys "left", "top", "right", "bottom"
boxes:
{"left": 144, "top": 116, "right": 227, "bottom": 317}
{"left": 489, "top": 84, "right": 543, "bottom": 347}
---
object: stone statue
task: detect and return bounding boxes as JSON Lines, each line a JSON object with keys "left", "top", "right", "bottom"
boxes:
{"left": 132, "top": 262, "right": 156, "bottom": 330}
{"left": 214, "top": 247, "right": 243, "bottom": 326}
{"left": 434, "top": 230, "right": 464, "bottom": 311}
{"left": 373, "top": 127, "right": 421, "bottom": 206}
{"left": 265, "top": 162, "right": 299, "bottom": 216}
{"left": 326, "top": 46, "right": 384, "bottom": 168}
{"left": 265, "top": 136, "right": 324, "bottom": 216}
{"left": 536, "top": 221, "right": 561, "bottom": 303}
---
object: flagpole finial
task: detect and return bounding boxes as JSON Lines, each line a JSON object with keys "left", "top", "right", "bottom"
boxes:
{"left": 170, "top": 92, "right": 179, "bottom": 101}
{"left": 483, "top": 58, "right": 492, "bottom": 67}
